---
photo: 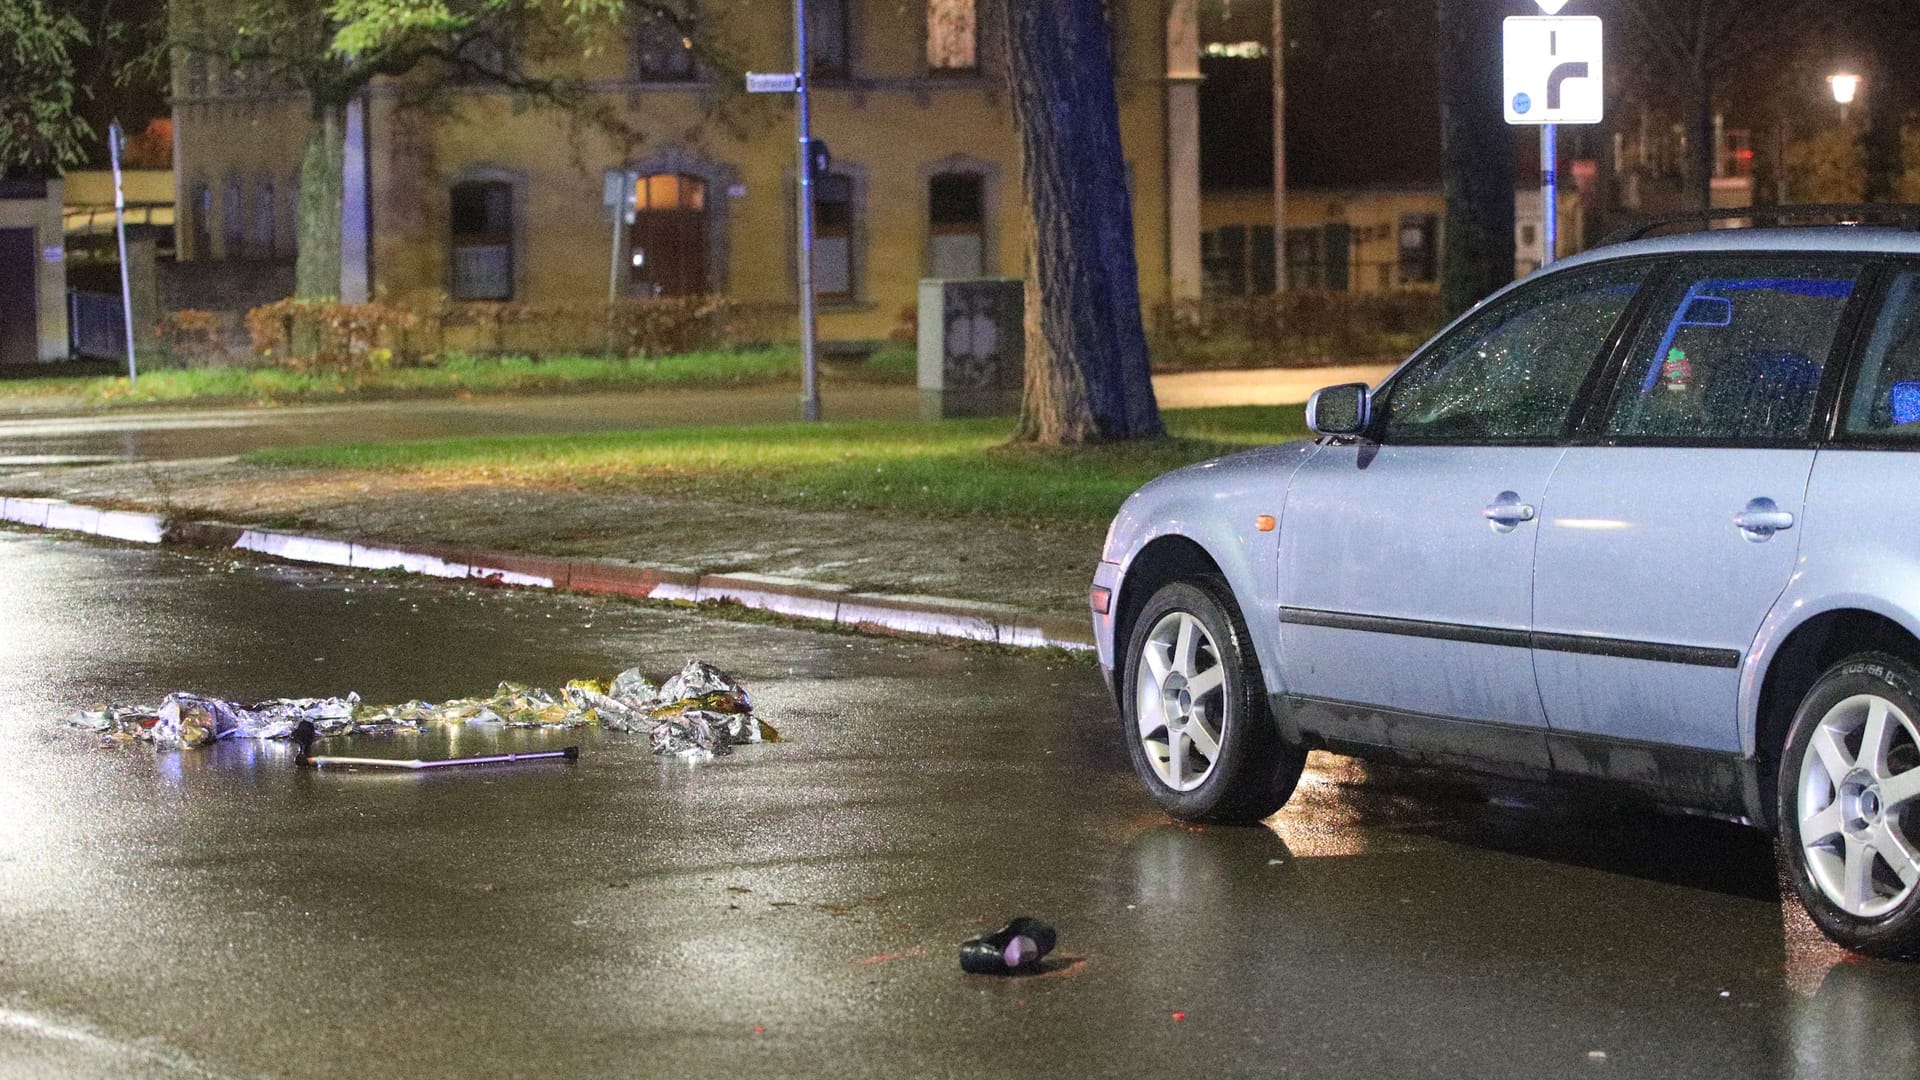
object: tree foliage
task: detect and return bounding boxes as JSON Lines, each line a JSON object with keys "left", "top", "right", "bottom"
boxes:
{"left": 0, "top": 0, "right": 92, "bottom": 172}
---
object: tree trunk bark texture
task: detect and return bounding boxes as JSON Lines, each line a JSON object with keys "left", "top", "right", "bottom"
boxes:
{"left": 1434, "top": 0, "right": 1514, "bottom": 318}
{"left": 295, "top": 102, "right": 347, "bottom": 301}
{"left": 1002, "top": 0, "right": 1163, "bottom": 444}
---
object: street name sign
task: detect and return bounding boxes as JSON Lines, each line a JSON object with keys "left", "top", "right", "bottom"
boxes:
{"left": 746, "top": 72, "right": 799, "bottom": 94}
{"left": 1503, "top": 16, "right": 1603, "bottom": 125}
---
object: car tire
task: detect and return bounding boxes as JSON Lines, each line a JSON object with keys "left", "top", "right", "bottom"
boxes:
{"left": 1120, "top": 577, "right": 1305, "bottom": 824}
{"left": 1778, "top": 652, "right": 1920, "bottom": 958}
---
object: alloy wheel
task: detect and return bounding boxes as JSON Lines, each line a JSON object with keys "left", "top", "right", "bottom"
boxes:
{"left": 1134, "top": 610, "right": 1228, "bottom": 792}
{"left": 1797, "top": 692, "right": 1920, "bottom": 918}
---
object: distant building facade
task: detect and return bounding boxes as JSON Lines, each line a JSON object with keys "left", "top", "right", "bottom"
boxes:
{"left": 1199, "top": 186, "right": 1583, "bottom": 300}
{"left": 170, "top": 0, "right": 1217, "bottom": 348}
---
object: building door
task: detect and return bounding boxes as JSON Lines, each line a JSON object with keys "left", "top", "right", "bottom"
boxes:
{"left": 628, "top": 174, "right": 708, "bottom": 297}
{"left": 0, "top": 229, "right": 37, "bottom": 366}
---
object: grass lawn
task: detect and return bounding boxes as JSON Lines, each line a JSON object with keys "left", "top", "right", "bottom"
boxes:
{"left": 246, "top": 405, "right": 1313, "bottom": 526}
{"left": 0, "top": 347, "right": 908, "bottom": 408}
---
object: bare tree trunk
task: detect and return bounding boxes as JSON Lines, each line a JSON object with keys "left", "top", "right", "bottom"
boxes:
{"left": 1435, "top": 0, "right": 1513, "bottom": 317}
{"left": 1863, "top": 45, "right": 1903, "bottom": 203}
{"left": 1002, "top": 0, "right": 1162, "bottom": 444}
{"left": 295, "top": 101, "right": 346, "bottom": 301}
{"left": 1684, "top": 54, "right": 1715, "bottom": 211}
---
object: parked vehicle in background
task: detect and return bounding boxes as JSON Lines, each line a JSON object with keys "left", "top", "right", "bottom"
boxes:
{"left": 1091, "top": 209, "right": 1920, "bottom": 957}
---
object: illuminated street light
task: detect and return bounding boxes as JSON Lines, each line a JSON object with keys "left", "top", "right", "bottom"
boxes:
{"left": 1829, "top": 71, "right": 1862, "bottom": 123}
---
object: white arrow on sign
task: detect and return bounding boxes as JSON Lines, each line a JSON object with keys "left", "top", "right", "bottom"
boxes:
{"left": 1534, "top": 0, "right": 1569, "bottom": 12}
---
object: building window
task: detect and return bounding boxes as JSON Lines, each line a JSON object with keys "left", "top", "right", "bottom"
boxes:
{"left": 450, "top": 180, "right": 514, "bottom": 301}
{"left": 809, "top": 0, "right": 850, "bottom": 78}
{"left": 1285, "top": 227, "right": 1323, "bottom": 291}
{"left": 221, "top": 174, "right": 244, "bottom": 258}
{"left": 928, "top": 172, "right": 985, "bottom": 278}
{"left": 632, "top": 6, "right": 697, "bottom": 81}
{"left": 813, "top": 173, "right": 855, "bottom": 301}
{"left": 1203, "top": 225, "right": 1249, "bottom": 297}
{"left": 189, "top": 179, "right": 211, "bottom": 260}
{"left": 1397, "top": 213, "right": 1437, "bottom": 285}
{"left": 1250, "top": 225, "right": 1277, "bottom": 295}
{"left": 927, "top": 0, "right": 976, "bottom": 73}
{"left": 249, "top": 176, "right": 276, "bottom": 260}
{"left": 452, "top": 31, "right": 516, "bottom": 81}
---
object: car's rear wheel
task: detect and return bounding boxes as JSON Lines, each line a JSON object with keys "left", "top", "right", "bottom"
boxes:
{"left": 1779, "top": 652, "right": 1920, "bottom": 958}
{"left": 1121, "top": 578, "right": 1304, "bottom": 823}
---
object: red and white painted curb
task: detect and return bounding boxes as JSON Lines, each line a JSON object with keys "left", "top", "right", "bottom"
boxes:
{"left": 1, "top": 496, "right": 1094, "bottom": 651}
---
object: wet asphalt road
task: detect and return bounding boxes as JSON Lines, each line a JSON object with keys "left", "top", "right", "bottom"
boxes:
{"left": 2, "top": 530, "right": 1917, "bottom": 1079}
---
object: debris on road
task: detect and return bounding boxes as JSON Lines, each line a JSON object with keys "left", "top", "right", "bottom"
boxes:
{"left": 959, "top": 916, "right": 1058, "bottom": 975}
{"left": 62, "top": 659, "right": 773, "bottom": 761}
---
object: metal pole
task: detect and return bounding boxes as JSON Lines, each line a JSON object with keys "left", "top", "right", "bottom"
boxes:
{"left": 1271, "top": 0, "right": 1287, "bottom": 292}
{"left": 607, "top": 174, "right": 628, "bottom": 355}
{"left": 795, "top": 0, "right": 820, "bottom": 422}
{"left": 109, "top": 120, "right": 138, "bottom": 384}
{"left": 1541, "top": 122, "right": 1558, "bottom": 267}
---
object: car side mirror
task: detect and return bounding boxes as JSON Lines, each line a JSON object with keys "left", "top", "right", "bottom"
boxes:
{"left": 1307, "top": 383, "right": 1372, "bottom": 437}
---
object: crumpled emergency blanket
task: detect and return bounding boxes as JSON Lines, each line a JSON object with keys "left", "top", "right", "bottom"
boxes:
{"left": 63, "top": 659, "right": 776, "bottom": 761}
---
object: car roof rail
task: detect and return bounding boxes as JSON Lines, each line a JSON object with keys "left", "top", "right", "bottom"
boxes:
{"left": 1601, "top": 203, "right": 1920, "bottom": 246}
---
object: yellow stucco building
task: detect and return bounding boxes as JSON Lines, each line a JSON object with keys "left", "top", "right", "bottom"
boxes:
{"left": 170, "top": 0, "right": 1216, "bottom": 348}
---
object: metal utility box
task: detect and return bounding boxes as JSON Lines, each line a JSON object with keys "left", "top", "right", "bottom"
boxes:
{"left": 917, "top": 277, "right": 1023, "bottom": 419}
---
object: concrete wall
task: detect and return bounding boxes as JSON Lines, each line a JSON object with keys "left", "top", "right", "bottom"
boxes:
{"left": 0, "top": 181, "right": 70, "bottom": 362}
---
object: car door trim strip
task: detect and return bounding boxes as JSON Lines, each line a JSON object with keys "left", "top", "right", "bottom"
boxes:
{"left": 1278, "top": 607, "right": 1741, "bottom": 669}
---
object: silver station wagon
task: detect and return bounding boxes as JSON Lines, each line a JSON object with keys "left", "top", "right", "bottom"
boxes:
{"left": 1092, "top": 213, "right": 1920, "bottom": 956}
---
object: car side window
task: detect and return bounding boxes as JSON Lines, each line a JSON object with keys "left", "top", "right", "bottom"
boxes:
{"left": 1378, "top": 264, "right": 1643, "bottom": 443}
{"left": 1843, "top": 269, "right": 1920, "bottom": 441}
{"left": 1603, "top": 258, "right": 1862, "bottom": 443}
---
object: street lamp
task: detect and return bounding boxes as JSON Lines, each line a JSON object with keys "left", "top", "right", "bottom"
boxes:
{"left": 1829, "top": 72, "right": 1862, "bottom": 122}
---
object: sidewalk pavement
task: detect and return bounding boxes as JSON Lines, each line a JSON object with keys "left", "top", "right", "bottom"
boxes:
{"left": 0, "top": 366, "right": 1389, "bottom": 652}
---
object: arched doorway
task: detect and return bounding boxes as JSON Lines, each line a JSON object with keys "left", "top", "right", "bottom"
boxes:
{"left": 628, "top": 173, "right": 709, "bottom": 297}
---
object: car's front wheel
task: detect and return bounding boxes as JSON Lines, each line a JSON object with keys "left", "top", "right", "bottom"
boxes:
{"left": 1780, "top": 652, "right": 1920, "bottom": 958}
{"left": 1121, "top": 578, "right": 1305, "bottom": 823}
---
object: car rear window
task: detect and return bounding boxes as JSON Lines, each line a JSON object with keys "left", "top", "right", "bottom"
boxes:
{"left": 1604, "top": 259, "right": 1862, "bottom": 443}
{"left": 1844, "top": 269, "right": 1920, "bottom": 441}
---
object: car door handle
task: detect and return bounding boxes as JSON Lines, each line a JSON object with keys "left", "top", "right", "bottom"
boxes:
{"left": 1482, "top": 499, "right": 1537, "bottom": 526}
{"left": 1733, "top": 498, "right": 1794, "bottom": 541}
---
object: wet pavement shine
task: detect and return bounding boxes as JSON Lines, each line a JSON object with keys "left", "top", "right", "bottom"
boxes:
{"left": 1, "top": 529, "right": 1915, "bottom": 1079}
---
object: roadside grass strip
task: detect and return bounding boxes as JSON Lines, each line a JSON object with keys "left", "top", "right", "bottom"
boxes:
{"left": 243, "top": 406, "right": 1312, "bottom": 526}
{"left": 0, "top": 347, "right": 911, "bottom": 408}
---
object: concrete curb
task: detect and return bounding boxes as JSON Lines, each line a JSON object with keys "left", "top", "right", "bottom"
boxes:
{"left": 1, "top": 495, "right": 1095, "bottom": 651}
